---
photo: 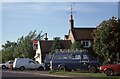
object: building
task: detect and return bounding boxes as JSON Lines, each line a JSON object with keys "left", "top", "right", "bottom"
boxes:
{"left": 34, "top": 14, "right": 96, "bottom": 63}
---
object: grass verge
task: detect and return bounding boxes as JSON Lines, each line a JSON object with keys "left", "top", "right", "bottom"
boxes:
{"left": 49, "top": 70, "right": 120, "bottom": 79}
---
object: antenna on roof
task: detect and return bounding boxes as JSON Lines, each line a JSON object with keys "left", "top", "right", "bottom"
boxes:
{"left": 70, "top": 2, "right": 75, "bottom": 15}
{"left": 69, "top": 2, "right": 75, "bottom": 29}
{"left": 70, "top": 4, "right": 73, "bottom": 15}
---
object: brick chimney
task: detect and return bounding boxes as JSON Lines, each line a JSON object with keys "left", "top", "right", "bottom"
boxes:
{"left": 69, "top": 14, "right": 74, "bottom": 29}
{"left": 44, "top": 33, "right": 48, "bottom": 41}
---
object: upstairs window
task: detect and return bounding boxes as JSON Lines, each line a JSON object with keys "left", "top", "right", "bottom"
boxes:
{"left": 81, "top": 41, "right": 91, "bottom": 48}
{"left": 33, "top": 44, "right": 38, "bottom": 50}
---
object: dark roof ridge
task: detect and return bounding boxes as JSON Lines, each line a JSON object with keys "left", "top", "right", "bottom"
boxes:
{"left": 41, "top": 40, "right": 71, "bottom": 42}
{"left": 72, "top": 27, "right": 96, "bottom": 29}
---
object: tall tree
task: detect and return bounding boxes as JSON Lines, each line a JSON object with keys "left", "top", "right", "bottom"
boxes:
{"left": 2, "top": 41, "right": 17, "bottom": 62}
{"left": 2, "top": 30, "right": 37, "bottom": 62}
{"left": 14, "top": 30, "right": 36, "bottom": 58}
{"left": 93, "top": 17, "right": 120, "bottom": 64}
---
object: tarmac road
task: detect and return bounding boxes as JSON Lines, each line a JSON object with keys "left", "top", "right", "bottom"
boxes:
{"left": 1, "top": 69, "right": 115, "bottom": 79}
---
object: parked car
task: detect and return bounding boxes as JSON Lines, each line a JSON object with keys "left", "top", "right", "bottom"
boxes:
{"left": 99, "top": 63, "right": 120, "bottom": 76}
{"left": 13, "top": 58, "right": 45, "bottom": 71}
{"left": 0, "top": 60, "right": 14, "bottom": 69}
{"left": 44, "top": 54, "right": 52, "bottom": 70}
{"left": 50, "top": 50, "right": 100, "bottom": 73}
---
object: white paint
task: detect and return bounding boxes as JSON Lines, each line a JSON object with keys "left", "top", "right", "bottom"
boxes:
{"left": 34, "top": 41, "right": 42, "bottom": 64}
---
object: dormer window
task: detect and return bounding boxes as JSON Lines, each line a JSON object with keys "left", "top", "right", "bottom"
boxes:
{"left": 81, "top": 41, "right": 91, "bottom": 48}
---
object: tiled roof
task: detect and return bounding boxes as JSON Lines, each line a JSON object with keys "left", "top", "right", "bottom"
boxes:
{"left": 40, "top": 40, "right": 71, "bottom": 53}
{"left": 71, "top": 28, "right": 96, "bottom": 40}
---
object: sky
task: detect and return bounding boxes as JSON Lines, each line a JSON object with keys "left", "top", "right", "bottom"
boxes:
{"left": 0, "top": 0, "right": 119, "bottom": 49}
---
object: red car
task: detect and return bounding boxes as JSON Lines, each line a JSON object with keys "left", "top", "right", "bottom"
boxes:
{"left": 99, "top": 63, "right": 120, "bottom": 76}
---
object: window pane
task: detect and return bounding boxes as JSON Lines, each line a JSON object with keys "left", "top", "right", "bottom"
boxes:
{"left": 85, "top": 42, "right": 89, "bottom": 46}
{"left": 33, "top": 44, "right": 38, "bottom": 50}
{"left": 83, "top": 42, "right": 85, "bottom": 46}
{"left": 53, "top": 54, "right": 62, "bottom": 59}
{"left": 72, "top": 54, "right": 81, "bottom": 59}
{"left": 62, "top": 54, "right": 71, "bottom": 59}
{"left": 83, "top": 54, "right": 89, "bottom": 59}
{"left": 75, "top": 55, "right": 81, "bottom": 59}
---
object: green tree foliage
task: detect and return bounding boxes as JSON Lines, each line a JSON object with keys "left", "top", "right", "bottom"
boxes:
{"left": 71, "top": 41, "right": 82, "bottom": 50}
{"left": 51, "top": 37, "right": 61, "bottom": 53}
{"left": 2, "top": 41, "right": 17, "bottom": 62}
{"left": 93, "top": 17, "right": 120, "bottom": 63}
{"left": 2, "top": 31, "right": 37, "bottom": 62}
{"left": 15, "top": 31, "right": 36, "bottom": 58}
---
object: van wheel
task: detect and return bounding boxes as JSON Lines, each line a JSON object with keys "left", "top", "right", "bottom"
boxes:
{"left": 59, "top": 66, "right": 66, "bottom": 71}
{"left": 89, "top": 66, "right": 97, "bottom": 73}
{"left": 37, "top": 66, "right": 44, "bottom": 71}
{"left": 105, "top": 69, "right": 114, "bottom": 76}
{"left": 19, "top": 66, "right": 25, "bottom": 71}
{"left": 2, "top": 65, "right": 7, "bottom": 69}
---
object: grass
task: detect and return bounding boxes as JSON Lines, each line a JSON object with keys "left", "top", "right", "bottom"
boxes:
{"left": 49, "top": 70, "right": 120, "bottom": 79}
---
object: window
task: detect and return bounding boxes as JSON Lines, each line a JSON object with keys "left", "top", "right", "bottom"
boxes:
{"left": 33, "top": 44, "right": 38, "bottom": 50}
{"left": 53, "top": 54, "right": 71, "bottom": 60}
{"left": 53, "top": 54, "right": 62, "bottom": 59}
{"left": 81, "top": 41, "right": 91, "bottom": 48}
{"left": 83, "top": 54, "right": 89, "bottom": 60}
{"left": 29, "top": 61, "right": 35, "bottom": 64}
{"left": 72, "top": 54, "right": 81, "bottom": 59}
{"left": 62, "top": 54, "right": 71, "bottom": 59}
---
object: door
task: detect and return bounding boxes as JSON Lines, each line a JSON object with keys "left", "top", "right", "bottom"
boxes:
{"left": 70, "top": 54, "right": 82, "bottom": 69}
{"left": 28, "top": 60, "right": 35, "bottom": 69}
{"left": 81, "top": 54, "right": 90, "bottom": 69}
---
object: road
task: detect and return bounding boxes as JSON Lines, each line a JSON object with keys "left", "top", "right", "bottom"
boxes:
{"left": 1, "top": 69, "right": 114, "bottom": 79}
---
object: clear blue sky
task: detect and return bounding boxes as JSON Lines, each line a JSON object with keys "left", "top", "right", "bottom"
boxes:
{"left": 1, "top": 1, "right": 119, "bottom": 46}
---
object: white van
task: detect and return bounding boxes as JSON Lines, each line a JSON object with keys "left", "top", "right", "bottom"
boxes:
{"left": 13, "top": 58, "right": 45, "bottom": 71}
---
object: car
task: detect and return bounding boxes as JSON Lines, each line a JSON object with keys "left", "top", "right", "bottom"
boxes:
{"left": 99, "top": 63, "right": 120, "bottom": 76}
{"left": 50, "top": 50, "right": 100, "bottom": 73}
{"left": 0, "top": 60, "right": 14, "bottom": 69}
{"left": 13, "top": 58, "right": 45, "bottom": 71}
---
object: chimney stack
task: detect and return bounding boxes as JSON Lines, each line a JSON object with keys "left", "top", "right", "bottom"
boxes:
{"left": 69, "top": 14, "right": 74, "bottom": 29}
{"left": 44, "top": 33, "right": 48, "bottom": 41}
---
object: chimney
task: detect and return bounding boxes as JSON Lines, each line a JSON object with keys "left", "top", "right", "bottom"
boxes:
{"left": 44, "top": 33, "right": 48, "bottom": 41}
{"left": 69, "top": 14, "right": 74, "bottom": 29}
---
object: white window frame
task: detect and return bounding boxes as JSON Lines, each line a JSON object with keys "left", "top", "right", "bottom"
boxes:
{"left": 81, "top": 41, "right": 91, "bottom": 48}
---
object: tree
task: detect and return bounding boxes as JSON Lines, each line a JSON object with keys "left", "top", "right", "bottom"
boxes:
{"left": 93, "top": 17, "right": 120, "bottom": 64}
{"left": 14, "top": 30, "right": 36, "bottom": 58}
{"left": 71, "top": 41, "right": 82, "bottom": 50}
{"left": 51, "top": 37, "right": 61, "bottom": 53}
{"left": 2, "top": 41, "right": 17, "bottom": 62}
{"left": 2, "top": 30, "right": 37, "bottom": 62}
